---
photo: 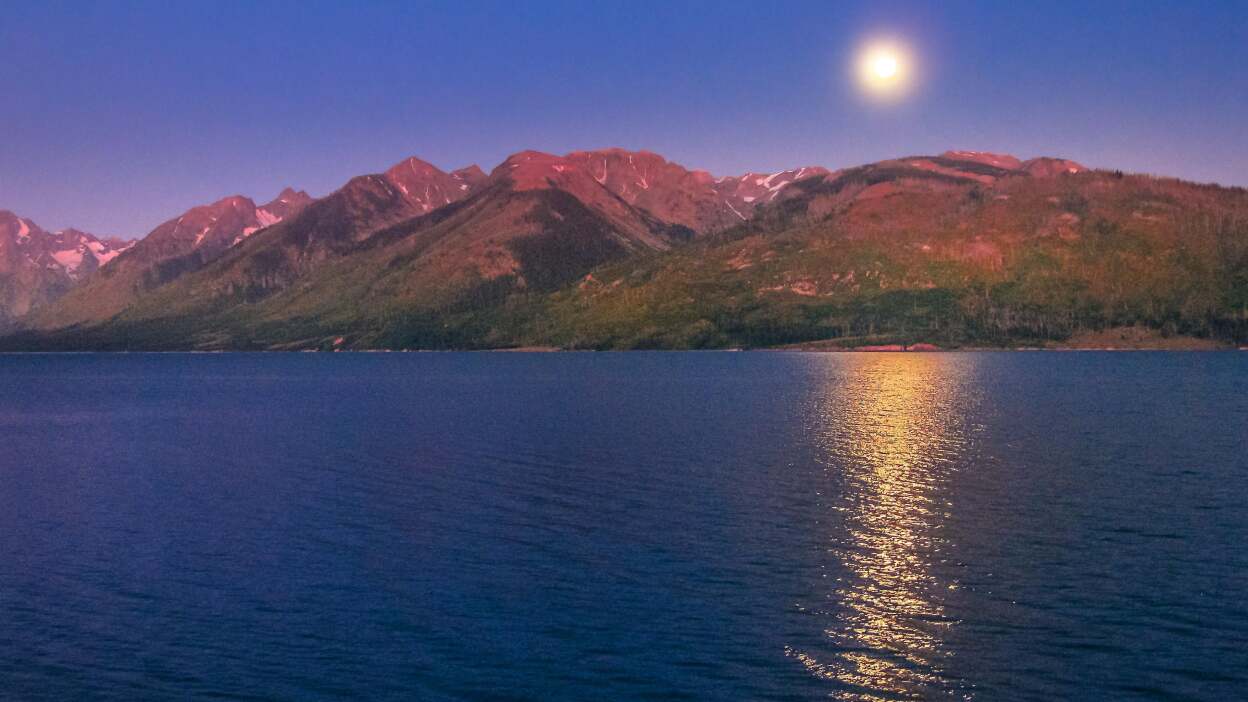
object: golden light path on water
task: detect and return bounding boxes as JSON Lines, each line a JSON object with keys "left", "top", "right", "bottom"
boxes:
{"left": 787, "top": 355, "right": 976, "bottom": 700}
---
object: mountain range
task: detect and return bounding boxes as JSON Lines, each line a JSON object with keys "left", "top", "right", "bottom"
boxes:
{"left": 0, "top": 212, "right": 132, "bottom": 325}
{"left": 2, "top": 147, "right": 1246, "bottom": 350}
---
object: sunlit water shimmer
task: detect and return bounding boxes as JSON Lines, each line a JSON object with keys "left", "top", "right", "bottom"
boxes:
{"left": 1, "top": 352, "right": 1245, "bottom": 700}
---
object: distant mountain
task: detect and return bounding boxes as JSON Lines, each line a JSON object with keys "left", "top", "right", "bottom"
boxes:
{"left": 554, "top": 149, "right": 829, "bottom": 232}
{"left": 134, "top": 189, "right": 313, "bottom": 261}
{"left": 562, "top": 148, "right": 742, "bottom": 233}
{"left": 22, "top": 150, "right": 711, "bottom": 345}
{"left": 28, "top": 188, "right": 312, "bottom": 328}
{"left": 0, "top": 211, "right": 132, "bottom": 324}
{"left": 5, "top": 148, "right": 1247, "bottom": 350}
{"left": 712, "top": 166, "right": 833, "bottom": 218}
{"left": 385, "top": 157, "right": 486, "bottom": 214}
{"left": 5, "top": 149, "right": 832, "bottom": 334}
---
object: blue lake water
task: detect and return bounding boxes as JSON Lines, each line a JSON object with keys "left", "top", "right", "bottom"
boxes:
{"left": 1, "top": 352, "right": 1246, "bottom": 700}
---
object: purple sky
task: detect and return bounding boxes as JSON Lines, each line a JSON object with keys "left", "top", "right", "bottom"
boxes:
{"left": 2, "top": 0, "right": 1245, "bottom": 236}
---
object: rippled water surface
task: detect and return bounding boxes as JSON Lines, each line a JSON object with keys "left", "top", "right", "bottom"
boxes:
{"left": 1, "top": 352, "right": 1246, "bottom": 700}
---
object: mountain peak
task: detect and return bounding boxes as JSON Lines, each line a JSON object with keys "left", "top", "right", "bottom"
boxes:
{"left": 0, "top": 211, "right": 34, "bottom": 243}
{"left": 384, "top": 156, "right": 444, "bottom": 181}
{"left": 451, "top": 165, "right": 487, "bottom": 186}
{"left": 273, "top": 187, "right": 311, "bottom": 203}
{"left": 712, "top": 166, "right": 833, "bottom": 218}
{"left": 1021, "top": 157, "right": 1087, "bottom": 177}
{"left": 566, "top": 146, "right": 663, "bottom": 161}
{"left": 382, "top": 156, "right": 481, "bottom": 213}
{"left": 941, "top": 151, "right": 1023, "bottom": 170}
{"left": 202, "top": 195, "right": 257, "bottom": 213}
{"left": 491, "top": 151, "right": 583, "bottom": 190}
{"left": 0, "top": 211, "right": 129, "bottom": 309}
{"left": 259, "top": 188, "right": 314, "bottom": 225}
{"left": 496, "top": 150, "right": 561, "bottom": 169}
{"left": 488, "top": 148, "right": 830, "bottom": 233}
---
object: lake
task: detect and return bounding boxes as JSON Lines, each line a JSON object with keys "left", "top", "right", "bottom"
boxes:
{"left": 1, "top": 352, "right": 1245, "bottom": 700}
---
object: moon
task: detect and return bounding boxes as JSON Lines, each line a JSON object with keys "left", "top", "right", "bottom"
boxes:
{"left": 872, "top": 54, "right": 898, "bottom": 79}
{"left": 855, "top": 39, "right": 913, "bottom": 101}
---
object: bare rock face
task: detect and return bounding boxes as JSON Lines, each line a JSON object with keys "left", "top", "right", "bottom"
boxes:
{"left": 490, "top": 150, "right": 669, "bottom": 244}
{"left": 123, "top": 187, "right": 314, "bottom": 266}
{"left": 493, "top": 148, "right": 831, "bottom": 235}
{"left": 384, "top": 157, "right": 485, "bottom": 214}
{"left": 258, "top": 188, "right": 315, "bottom": 223}
{"left": 451, "top": 165, "right": 488, "bottom": 190}
{"left": 561, "top": 148, "right": 734, "bottom": 233}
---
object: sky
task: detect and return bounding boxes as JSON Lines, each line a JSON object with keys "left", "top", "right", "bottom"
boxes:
{"left": 2, "top": 0, "right": 1245, "bottom": 236}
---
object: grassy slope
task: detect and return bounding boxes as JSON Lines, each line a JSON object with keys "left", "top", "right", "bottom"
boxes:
{"left": 515, "top": 170, "right": 1248, "bottom": 349}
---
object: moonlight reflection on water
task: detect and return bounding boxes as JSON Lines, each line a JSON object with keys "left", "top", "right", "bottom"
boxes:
{"left": 788, "top": 355, "right": 978, "bottom": 700}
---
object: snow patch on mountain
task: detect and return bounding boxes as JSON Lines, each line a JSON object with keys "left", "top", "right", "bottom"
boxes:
{"left": 86, "top": 239, "right": 123, "bottom": 267}
{"left": 51, "top": 247, "right": 85, "bottom": 272}
{"left": 256, "top": 208, "right": 280, "bottom": 227}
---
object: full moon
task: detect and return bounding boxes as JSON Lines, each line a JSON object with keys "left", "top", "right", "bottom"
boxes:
{"left": 872, "top": 54, "right": 898, "bottom": 79}
{"left": 854, "top": 39, "right": 913, "bottom": 101}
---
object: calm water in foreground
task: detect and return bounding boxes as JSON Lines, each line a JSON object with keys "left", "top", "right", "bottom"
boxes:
{"left": 1, "top": 352, "right": 1246, "bottom": 701}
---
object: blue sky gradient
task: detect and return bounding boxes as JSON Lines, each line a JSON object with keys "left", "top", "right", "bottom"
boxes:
{"left": 3, "top": 0, "right": 1245, "bottom": 235}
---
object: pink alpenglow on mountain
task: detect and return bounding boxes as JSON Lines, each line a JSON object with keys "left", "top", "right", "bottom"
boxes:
{"left": 0, "top": 210, "right": 135, "bottom": 320}
{"left": 4, "top": 147, "right": 1106, "bottom": 330}
{"left": 0, "top": 211, "right": 130, "bottom": 280}
{"left": 131, "top": 188, "right": 314, "bottom": 261}
{"left": 384, "top": 157, "right": 487, "bottom": 214}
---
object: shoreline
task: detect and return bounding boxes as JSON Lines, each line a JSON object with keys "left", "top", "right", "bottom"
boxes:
{"left": 0, "top": 346, "right": 1244, "bottom": 355}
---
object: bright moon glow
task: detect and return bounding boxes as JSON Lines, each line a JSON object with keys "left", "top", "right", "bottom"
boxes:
{"left": 854, "top": 39, "right": 914, "bottom": 101}
{"left": 872, "top": 54, "right": 898, "bottom": 79}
